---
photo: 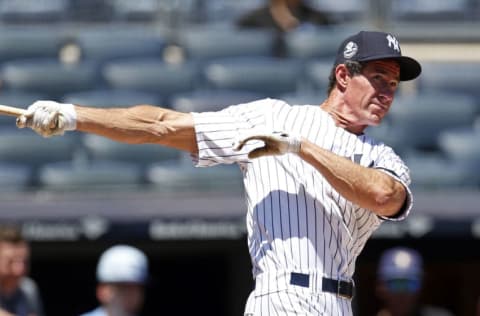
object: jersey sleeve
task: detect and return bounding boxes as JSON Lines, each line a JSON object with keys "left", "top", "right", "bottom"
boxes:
{"left": 373, "top": 145, "right": 413, "bottom": 221}
{"left": 191, "top": 98, "right": 284, "bottom": 167}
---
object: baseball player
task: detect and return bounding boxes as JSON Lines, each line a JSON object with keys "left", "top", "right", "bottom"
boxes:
{"left": 80, "top": 245, "right": 149, "bottom": 316}
{"left": 17, "top": 30, "right": 421, "bottom": 316}
{"left": 0, "top": 224, "right": 44, "bottom": 316}
{"left": 375, "top": 247, "right": 454, "bottom": 316}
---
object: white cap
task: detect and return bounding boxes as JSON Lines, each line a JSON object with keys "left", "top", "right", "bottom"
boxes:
{"left": 96, "top": 245, "right": 148, "bottom": 284}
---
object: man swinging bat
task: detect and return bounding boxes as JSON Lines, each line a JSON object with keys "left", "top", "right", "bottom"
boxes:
{"left": 11, "top": 31, "right": 421, "bottom": 316}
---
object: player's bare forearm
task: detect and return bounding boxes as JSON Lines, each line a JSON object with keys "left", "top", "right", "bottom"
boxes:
{"left": 298, "top": 140, "right": 406, "bottom": 217}
{"left": 75, "top": 105, "right": 198, "bottom": 153}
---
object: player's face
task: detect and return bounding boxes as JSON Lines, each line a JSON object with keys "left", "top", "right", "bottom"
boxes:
{"left": 110, "top": 283, "right": 145, "bottom": 314}
{"left": 0, "top": 241, "right": 30, "bottom": 292}
{"left": 344, "top": 60, "right": 400, "bottom": 126}
{"left": 376, "top": 279, "right": 420, "bottom": 314}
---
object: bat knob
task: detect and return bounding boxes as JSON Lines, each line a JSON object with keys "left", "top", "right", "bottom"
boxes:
{"left": 50, "top": 112, "right": 60, "bottom": 130}
{"left": 16, "top": 115, "right": 27, "bottom": 128}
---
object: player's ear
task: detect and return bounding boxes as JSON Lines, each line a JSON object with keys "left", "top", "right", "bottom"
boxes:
{"left": 335, "top": 64, "right": 349, "bottom": 91}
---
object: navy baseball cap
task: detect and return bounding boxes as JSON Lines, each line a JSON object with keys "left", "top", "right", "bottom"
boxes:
{"left": 377, "top": 247, "right": 423, "bottom": 281}
{"left": 334, "top": 31, "right": 421, "bottom": 81}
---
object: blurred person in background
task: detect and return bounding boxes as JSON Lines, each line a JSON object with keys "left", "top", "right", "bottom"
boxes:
{"left": 236, "top": 0, "right": 334, "bottom": 32}
{"left": 80, "top": 245, "right": 149, "bottom": 316}
{"left": 375, "top": 246, "right": 454, "bottom": 316}
{"left": 0, "top": 224, "right": 44, "bottom": 316}
{"left": 236, "top": 0, "right": 336, "bottom": 56}
{"left": 477, "top": 296, "right": 480, "bottom": 316}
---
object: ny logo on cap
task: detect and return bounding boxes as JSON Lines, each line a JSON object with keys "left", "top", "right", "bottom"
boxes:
{"left": 386, "top": 34, "right": 400, "bottom": 53}
{"left": 343, "top": 41, "right": 358, "bottom": 59}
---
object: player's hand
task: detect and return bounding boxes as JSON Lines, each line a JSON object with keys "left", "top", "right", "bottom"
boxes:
{"left": 16, "top": 100, "right": 77, "bottom": 137}
{"left": 233, "top": 131, "right": 302, "bottom": 159}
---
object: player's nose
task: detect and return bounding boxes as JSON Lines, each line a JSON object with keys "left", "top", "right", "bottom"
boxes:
{"left": 377, "top": 88, "right": 395, "bottom": 106}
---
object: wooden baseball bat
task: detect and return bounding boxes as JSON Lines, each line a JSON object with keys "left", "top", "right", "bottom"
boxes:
{"left": 0, "top": 104, "right": 26, "bottom": 117}
{"left": 0, "top": 104, "right": 59, "bottom": 129}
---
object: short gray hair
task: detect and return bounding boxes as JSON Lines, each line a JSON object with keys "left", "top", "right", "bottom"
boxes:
{"left": 327, "top": 60, "right": 363, "bottom": 94}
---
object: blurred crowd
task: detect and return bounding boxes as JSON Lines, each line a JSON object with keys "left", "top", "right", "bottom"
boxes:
{"left": 2, "top": 222, "right": 466, "bottom": 316}
{"left": 0, "top": 0, "right": 479, "bottom": 192}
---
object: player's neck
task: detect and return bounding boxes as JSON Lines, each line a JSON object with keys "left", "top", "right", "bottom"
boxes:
{"left": 320, "top": 99, "right": 367, "bottom": 135}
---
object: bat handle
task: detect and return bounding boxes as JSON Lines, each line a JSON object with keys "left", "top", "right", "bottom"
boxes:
{"left": 0, "top": 104, "right": 26, "bottom": 117}
{"left": 15, "top": 109, "right": 59, "bottom": 130}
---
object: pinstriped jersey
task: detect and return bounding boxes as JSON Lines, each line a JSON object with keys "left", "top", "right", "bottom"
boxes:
{"left": 192, "top": 98, "right": 412, "bottom": 292}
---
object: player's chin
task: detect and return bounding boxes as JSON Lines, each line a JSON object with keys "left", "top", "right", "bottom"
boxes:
{"left": 366, "top": 114, "right": 384, "bottom": 126}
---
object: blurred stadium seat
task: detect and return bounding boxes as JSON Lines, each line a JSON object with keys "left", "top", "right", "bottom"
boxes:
{"left": 418, "top": 62, "right": 480, "bottom": 108}
{"left": 309, "top": 0, "right": 366, "bottom": 22}
{"left": 171, "top": 89, "right": 263, "bottom": 112}
{"left": 0, "top": 59, "right": 99, "bottom": 99}
{"left": 386, "top": 92, "right": 477, "bottom": 150}
{"left": 437, "top": 127, "right": 480, "bottom": 185}
{"left": 82, "top": 134, "right": 179, "bottom": 166}
{"left": 38, "top": 160, "right": 142, "bottom": 190}
{"left": 203, "top": 56, "right": 303, "bottom": 96}
{"left": 108, "top": 0, "right": 160, "bottom": 21}
{"left": 146, "top": 159, "right": 243, "bottom": 192}
{"left": 0, "top": 26, "right": 64, "bottom": 62}
{"left": 67, "top": 0, "right": 114, "bottom": 22}
{"left": 0, "top": 162, "right": 32, "bottom": 191}
{"left": 62, "top": 89, "right": 163, "bottom": 108}
{"left": 391, "top": 0, "right": 470, "bottom": 21}
{"left": 102, "top": 58, "right": 199, "bottom": 103}
{"left": 0, "top": 0, "right": 68, "bottom": 23}
{"left": 403, "top": 151, "right": 472, "bottom": 189}
{"left": 176, "top": 24, "right": 275, "bottom": 61}
{"left": 284, "top": 26, "right": 353, "bottom": 60}
{"left": 71, "top": 27, "right": 166, "bottom": 64}
{"left": 303, "top": 58, "right": 333, "bottom": 93}
{"left": 0, "top": 127, "right": 78, "bottom": 167}
{"left": 193, "top": 0, "right": 264, "bottom": 23}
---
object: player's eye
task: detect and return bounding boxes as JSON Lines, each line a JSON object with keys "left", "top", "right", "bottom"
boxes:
{"left": 389, "top": 80, "right": 399, "bottom": 89}
{"left": 371, "top": 74, "right": 387, "bottom": 87}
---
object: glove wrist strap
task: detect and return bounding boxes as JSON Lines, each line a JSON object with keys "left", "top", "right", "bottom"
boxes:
{"left": 288, "top": 136, "right": 302, "bottom": 153}
{"left": 62, "top": 103, "right": 77, "bottom": 131}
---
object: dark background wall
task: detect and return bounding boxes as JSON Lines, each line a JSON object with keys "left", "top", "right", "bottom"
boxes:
{"left": 30, "top": 239, "right": 253, "bottom": 316}
{"left": 28, "top": 235, "right": 480, "bottom": 316}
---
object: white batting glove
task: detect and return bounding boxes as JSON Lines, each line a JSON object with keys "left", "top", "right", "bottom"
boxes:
{"left": 233, "top": 131, "right": 302, "bottom": 159}
{"left": 16, "top": 100, "right": 77, "bottom": 137}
